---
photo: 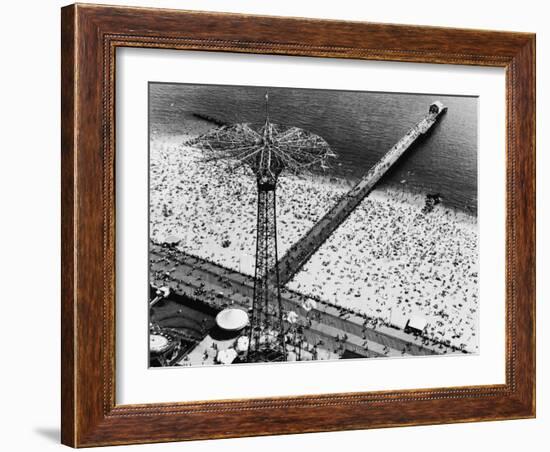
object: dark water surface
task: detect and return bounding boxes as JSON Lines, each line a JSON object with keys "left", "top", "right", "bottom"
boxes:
{"left": 150, "top": 83, "right": 478, "bottom": 213}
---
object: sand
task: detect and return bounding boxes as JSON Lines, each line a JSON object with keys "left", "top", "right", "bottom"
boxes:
{"left": 150, "top": 134, "right": 349, "bottom": 276}
{"left": 287, "top": 189, "right": 478, "bottom": 352}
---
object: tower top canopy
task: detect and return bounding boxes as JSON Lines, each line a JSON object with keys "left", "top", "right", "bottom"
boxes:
{"left": 187, "top": 93, "right": 337, "bottom": 188}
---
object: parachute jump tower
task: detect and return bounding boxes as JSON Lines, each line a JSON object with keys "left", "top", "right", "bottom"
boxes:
{"left": 189, "top": 92, "right": 335, "bottom": 362}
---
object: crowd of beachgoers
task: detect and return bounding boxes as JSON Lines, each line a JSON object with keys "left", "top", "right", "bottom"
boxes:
{"left": 150, "top": 122, "right": 479, "bottom": 353}
{"left": 287, "top": 189, "right": 479, "bottom": 352}
{"left": 150, "top": 132, "right": 350, "bottom": 277}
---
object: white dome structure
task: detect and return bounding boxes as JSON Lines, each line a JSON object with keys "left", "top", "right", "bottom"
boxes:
{"left": 215, "top": 308, "right": 249, "bottom": 331}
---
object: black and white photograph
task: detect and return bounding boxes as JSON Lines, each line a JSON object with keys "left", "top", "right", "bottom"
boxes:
{"left": 148, "top": 83, "right": 479, "bottom": 367}
{"left": 2, "top": 0, "right": 542, "bottom": 449}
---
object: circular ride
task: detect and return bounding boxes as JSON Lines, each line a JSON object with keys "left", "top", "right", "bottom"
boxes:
{"left": 149, "top": 334, "right": 173, "bottom": 354}
{"left": 215, "top": 308, "right": 249, "bottom": 331}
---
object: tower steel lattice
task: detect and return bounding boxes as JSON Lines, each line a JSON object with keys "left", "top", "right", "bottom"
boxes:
{"left": 187, "top": 92, "right": 336, "bottom": 362}
{"left": 249, "top": 186, "right": 286, "bottom": 361}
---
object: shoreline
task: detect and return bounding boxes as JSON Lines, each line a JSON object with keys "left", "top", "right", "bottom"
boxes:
{"left": 152, "top": 130, "right": 477, "bottom": 224}
{"left": 153, "top": 109, "right": 478, "bottom": 214}
{"left": 153, "top": 114, "right": 478, "bottom": 216}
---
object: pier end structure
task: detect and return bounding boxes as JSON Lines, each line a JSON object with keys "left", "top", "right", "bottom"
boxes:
{"left": 277, "top": 101, "right": 447, "bottom": 286}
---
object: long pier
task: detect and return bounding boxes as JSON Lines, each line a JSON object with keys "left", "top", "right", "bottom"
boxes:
{"left": 276, "top": 101, "right": 447, "bottom": 285}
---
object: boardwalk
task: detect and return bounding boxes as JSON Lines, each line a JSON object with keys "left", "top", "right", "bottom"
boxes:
{"left": 150, "top": 244, "right": 462, "bottom": 360}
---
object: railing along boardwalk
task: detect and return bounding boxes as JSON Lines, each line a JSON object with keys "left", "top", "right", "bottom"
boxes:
{"left": 150, "top": 244, "right": 461, "bottom": 358}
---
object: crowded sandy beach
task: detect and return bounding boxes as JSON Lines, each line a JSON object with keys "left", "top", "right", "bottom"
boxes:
{"left": 150, "top": 121, "right": 479, "bottom": 353}
{"left": 150, "top": 130, "right": 350, "bottom": 276}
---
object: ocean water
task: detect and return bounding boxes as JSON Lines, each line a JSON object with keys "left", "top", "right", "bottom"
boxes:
{"left": 150, "top": 83, "right": 478, "bottom": 214}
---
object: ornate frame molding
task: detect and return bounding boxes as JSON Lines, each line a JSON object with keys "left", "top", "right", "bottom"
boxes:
{"left": 61, "top": 4, "right": 535, "bottom": 447}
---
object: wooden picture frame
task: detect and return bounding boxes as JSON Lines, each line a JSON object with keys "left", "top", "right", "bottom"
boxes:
{"left": 61, "top": 3, "right": 535, "bottom": 447}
